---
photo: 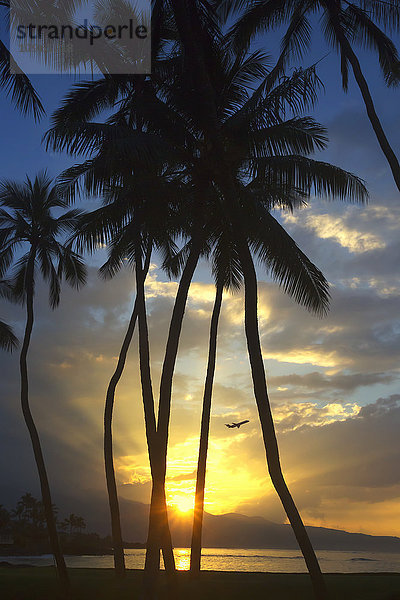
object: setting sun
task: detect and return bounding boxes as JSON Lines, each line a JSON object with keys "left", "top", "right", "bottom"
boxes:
{"left": 168, "top": 495, "right": 194, "bottom": 514}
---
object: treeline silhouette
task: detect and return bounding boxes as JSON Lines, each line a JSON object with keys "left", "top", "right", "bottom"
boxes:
{"left": 0, "top": 493, "right": 113, "bottom": 556}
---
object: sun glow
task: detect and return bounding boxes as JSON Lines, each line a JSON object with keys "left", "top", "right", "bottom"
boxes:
{"left": 168, "top": 494, "right": 194, "bottom": 514}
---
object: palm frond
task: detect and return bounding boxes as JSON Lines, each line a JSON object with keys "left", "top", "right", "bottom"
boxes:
{"left": 0, "top": 40, "right": 45, "bottom": 120}
{"left": 252, "top": 155, "right": 368, "bottom": 202}
{"left": 347, "top": 3, "right": 400, "bottom": 86}
{"left": 0, "top": 319, "right": 18, "bottom": 351}
{"left": 250, "top": 210, "right": 330, "bottom": 316}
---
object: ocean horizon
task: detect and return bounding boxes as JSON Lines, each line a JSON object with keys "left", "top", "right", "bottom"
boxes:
{"left": 3, "top": 548, "right": 400, "bottom": 574}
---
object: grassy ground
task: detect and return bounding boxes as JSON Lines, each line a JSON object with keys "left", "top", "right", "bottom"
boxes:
{"left": 1, "top": 567, "right": 400, "bottom": 600}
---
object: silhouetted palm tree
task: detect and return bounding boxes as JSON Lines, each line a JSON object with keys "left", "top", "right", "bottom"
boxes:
{"left": 0, "top": 171, "right": 86, "bottom": 592}
{"left": 41, "top": 17, "right": 187, "bottom": 576}
{"left": 62, "top": 513, "right": 86, "bottom": 535}
{"left": 150, "top": 46, "right": 365, "bottom": 600}
{"left": 158, "top": 5, "right": 367, "bottom": 597}
{"left": 190, "top": 281, "right": 223, "bottom": 575}
{"left": 223, "top": 0, "right": 400, "bottom": 192}
{"left": 58, "top": 139, "right": 184, "bottom": 576}
{"left": 0, "top": 1, "right": 44, "bottom": 118}
{"left": 43, "top": 51, "right": 198, "bottom": 590}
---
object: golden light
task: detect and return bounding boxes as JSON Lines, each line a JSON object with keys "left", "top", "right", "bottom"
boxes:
{"left": 168, "top": 494, "right": 194, "bottom": 514}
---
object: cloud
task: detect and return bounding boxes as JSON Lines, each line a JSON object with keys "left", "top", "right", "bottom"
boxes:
{"left": 232, "top": 394, "right": 400, "bottom": 535}
{"left": 254, "top": 282, "right": 400, "bottom": 372}
{"left": 357, "top": 394, "right": 400, "bottom": 419}
{"left": 269, "top": 371, "right": 397, "bottom": 399}
{"left": 168, "top": 470, "right": 197, "bottom": 482}
{"left": 284, "top": 211, "right": 385, "bottom": 254}
{"left": 272, "top": 401, "right": 361, "bottom": 433}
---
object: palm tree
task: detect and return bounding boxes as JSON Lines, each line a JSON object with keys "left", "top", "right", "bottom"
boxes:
{"left": 0, "top": 171, "right": 86, "bottom": 593}
{"left": 223, "top": 0, "right": 400, "bottom": 192}
{"left": 145, "top": 7, "right": 367, "bottom": 597}
{"left": 147, "top": 50, "right": 365, "bottom": 600}
{"left": 60, "top": 144, "right": 185, "bottom": 577}
{"left": 0, "top": 1, "right": 44, "bottom": 118}
{"left": 43, "top": 56, "right": 199, "bottom": 589}
{"left": 41, "top": 22, "right": 187, "bottom": 576}
{"left": 62, "top": 513, "right": 86, "bottom": 535}
{"left": 189, "top": 280, "right": 223, "bottom": 575}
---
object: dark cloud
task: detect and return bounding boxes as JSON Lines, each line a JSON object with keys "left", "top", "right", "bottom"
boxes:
{"left": 256, "top": 281, "right": 400, "bottom": 373}
{"left": 357, "top": 394, "right": 400, "bottom": 419}
{"left": 270, "top": 371, "right": 396, "bottom": 393}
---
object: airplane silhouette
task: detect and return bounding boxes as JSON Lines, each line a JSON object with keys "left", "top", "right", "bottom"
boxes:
{"left": 225, "top": 420, "right": 249, "bottom": 429}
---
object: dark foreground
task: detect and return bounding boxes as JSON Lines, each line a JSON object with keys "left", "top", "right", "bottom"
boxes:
{"left": 1, "top": 567, "right": 400, "bottom": 600}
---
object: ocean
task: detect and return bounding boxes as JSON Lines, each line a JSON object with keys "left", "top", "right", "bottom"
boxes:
{"left": 3, "top": 548, "right": 400, "bottom": 573}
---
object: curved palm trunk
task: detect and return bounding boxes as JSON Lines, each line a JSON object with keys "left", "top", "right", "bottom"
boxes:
{"left": 238, "top": 241, "right": 329, "bottom": 600}
{"left": 104, "top": 297, "right": 137, "bottom": 576}
{"left": 21, "top": 253, "right": 69, "bottom": 592}
{"left": 190, "top": 282, "right": 223, "bottom": 576}
{"left": 104, "top": 248, "right": 152, "bottom": 577}
{"left": 135, "top": 249, "right": 176, "bottom": 600}
{"left": 337, "top": 33, "right": 400, "bottom": 192}
{"left": 145, "top": 242, "right": 202, "bottom": 582}
{"left": 105, "top": 244, "right": 175, "bottom": 580}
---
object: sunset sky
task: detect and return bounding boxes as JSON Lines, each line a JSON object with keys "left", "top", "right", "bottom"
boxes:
{"left": 0, "top": 28, "right": 400, "bottom": 541}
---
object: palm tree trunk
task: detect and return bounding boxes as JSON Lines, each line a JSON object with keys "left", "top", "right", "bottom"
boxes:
{"left": 190, "top": 282, "right": 223, "bottom": 576}
{"left": 20, "top": 251, "right": 69, "bottom": 593}
{"left": 337, "top": 32, "right": 400, "bottom": 192}
{"left": 145, "top": 242, "right": 202, "bottom": 579}
{"left": 171, "top": 0, "right": 219, "bottom": 134}
{"left": 135, "top": 247, "right": 176, "bottom": 600}
{"left": 238, "top": 240, "right": 329, "bottom": 600}
{"left": 104, "top": 247, "right": 152, "bottom": 577}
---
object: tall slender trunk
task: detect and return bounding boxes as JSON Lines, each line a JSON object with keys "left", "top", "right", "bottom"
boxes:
{"left": 144, "top": 242, "right": 202, "bottom": 580}
{"left": 238, "top": 240, "right": 329, "bottom": 600}
{"left": 337, "top": 30, "right": 400, "bottom": 192}
{"left": 135, "top": 247, "right": 176, "bottom": 600}
{"left": 104, "top": 247, "right": 152, "bottom": 577}
{"left": 190, "top": 282, "right": 223, "bottom": 576}
{"left": 20, "top": 250, "right": 69, "bottom": 593}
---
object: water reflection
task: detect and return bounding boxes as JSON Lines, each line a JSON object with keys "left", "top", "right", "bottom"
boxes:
{"left": 174, "top": 548, "right": 190, "bottom": 571}
{"left": 3, "top": 548, "right": 400, "bottom": 573}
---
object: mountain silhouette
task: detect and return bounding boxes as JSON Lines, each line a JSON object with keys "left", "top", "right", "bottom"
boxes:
{"left": 114, "top": 500, "right": 400, "bottom": 553}
{"left": 26, "top": 491, "right": 400, "bottom": 553}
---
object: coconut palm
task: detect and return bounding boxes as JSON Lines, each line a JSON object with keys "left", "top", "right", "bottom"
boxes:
{"left": 147, "top": 6, "right": 368, "bottom": 597}
{"left": 60, "top": 143, "right": 186, "bottom": 577}
{"left": 0, "top": 0, "right": 44, "bottom": 118}
{"left": 43, "top": 48, "right": 202, "bottom": 587}
{"left": 189, "top": 280, "right": 223, "bottom": 575}
{"left": 144, "top": 51, "right": 366, "bottom": 600}
{"left": 222, "top": 0, "right": 400, "bottom": 192}
{"left": 0, "top": 171, "right": 86, "bottom": 592}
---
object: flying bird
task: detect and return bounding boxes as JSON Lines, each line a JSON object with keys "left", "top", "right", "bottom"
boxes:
{"left": 225, "top": 420, "right": 249, "bottom": 429}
